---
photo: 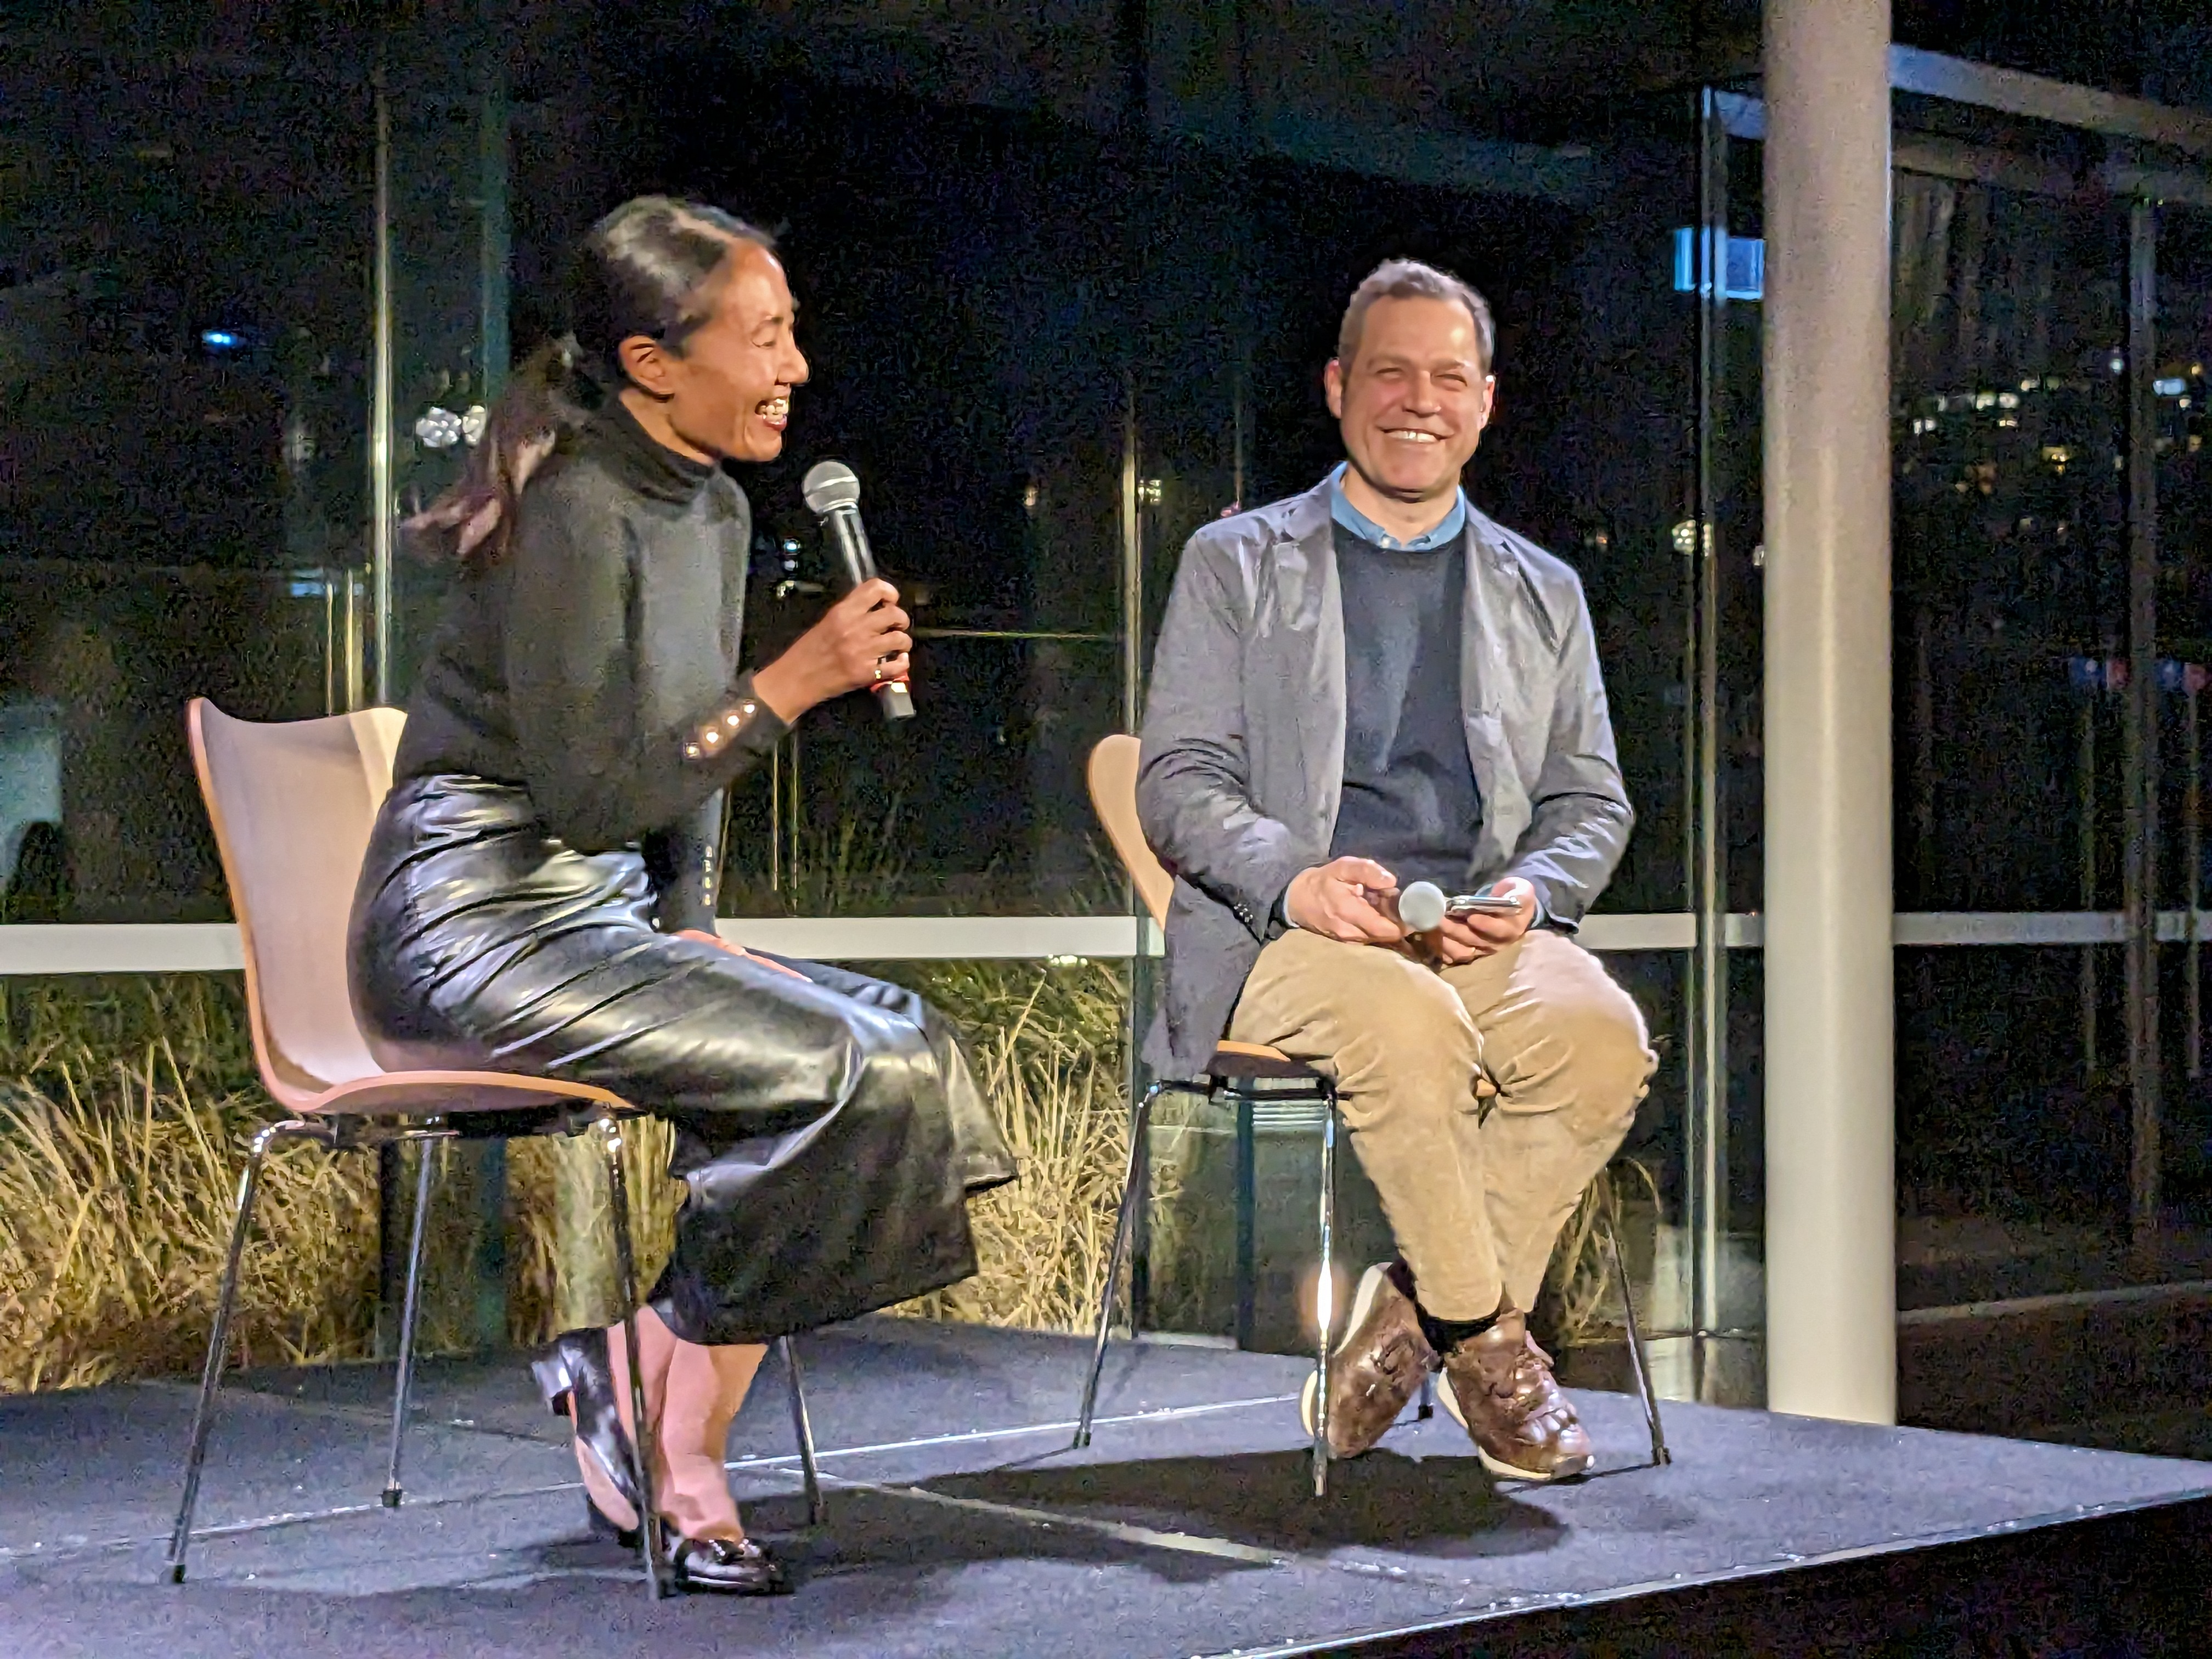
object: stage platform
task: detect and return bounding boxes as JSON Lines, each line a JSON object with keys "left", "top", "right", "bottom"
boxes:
{"left": 1, "top": 1318, "right": 2207, "bottom": 1657}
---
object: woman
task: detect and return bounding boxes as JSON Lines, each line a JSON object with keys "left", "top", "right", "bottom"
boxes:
{"left": 349, "top": 196, "right": 1016, "bottom": 1595}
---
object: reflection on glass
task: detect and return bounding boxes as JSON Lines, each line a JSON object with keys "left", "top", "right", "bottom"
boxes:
{"left": 1892, "top": 176, "right": 2129, "bottom": 912}
{"left": 648, "top": 75, "right": 1131, "bottom": 915}
{"left": 387, "top": 59, "right": 508, "bottom": 711}
{"left": 720, "top": 635, "right": 1125, "bottom": 917}
{"left": 0, "top": 51, "right": 371, "bottom": 920}
{"left": 1895, "top": 946, "right": 2168, "bottom": 1301}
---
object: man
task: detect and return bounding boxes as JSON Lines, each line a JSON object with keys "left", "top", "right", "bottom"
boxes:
{"left": 1137, "top": 259, "right": 1654, "bottom": 1480}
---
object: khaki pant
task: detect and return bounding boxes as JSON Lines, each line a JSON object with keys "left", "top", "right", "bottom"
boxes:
{"left": 1228, "top": 928, "right": 1655, "bottom": 1322}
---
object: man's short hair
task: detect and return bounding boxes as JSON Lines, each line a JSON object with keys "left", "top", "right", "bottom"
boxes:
{"left": 1336, "top": 259, "right": 1495, "bottom": 376}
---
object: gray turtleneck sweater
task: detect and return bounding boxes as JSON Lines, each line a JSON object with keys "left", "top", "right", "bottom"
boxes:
{"left": 393, "top": 400, "right": 787, "bottom": 926}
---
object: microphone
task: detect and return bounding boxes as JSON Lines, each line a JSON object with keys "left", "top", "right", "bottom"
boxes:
{"left": 1397, "top": 881, "right": 1447, "bottom": 934}
{"left": 800, "top": 460, "right": 914, "bottom": 722}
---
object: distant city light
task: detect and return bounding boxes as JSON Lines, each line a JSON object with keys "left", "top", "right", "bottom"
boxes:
{"left": 2154, "top": 377, "right": 2187, "bottom": 397}
{"left": 200, "top": 329, "right": 244, "bottom": 351}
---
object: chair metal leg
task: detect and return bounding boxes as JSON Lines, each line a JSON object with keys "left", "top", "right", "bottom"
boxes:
{"left": 1416, "top": 1370, "right": 1436, "bottom": 1421}
{"left": 1233, "top": 1094, "right": 1257, "bottom": 1350}
{"left": 1130, "top": 1077, "right": 1155, "bottom": 1336}
{"left": 781, "top": 1336, "right": 825, "bottom": 1526}
{"left": 1601, "top": 1197, "right": 1671, "bottom": 1468}
{"left": 1312, "top": 1090, "right": 1338, "bottom": 1498}
{"left": 602, "top": 1118, "right": 665, "bottom": 1600}
{"left": 1075, "top": 1081, "right": 1165, "bottom": 1449}
{"left": 382, "top": 1134, "right": 441, "bottom": 1508}
{"left": 167, "top": 1120, "right": 309, "bottom": 1584}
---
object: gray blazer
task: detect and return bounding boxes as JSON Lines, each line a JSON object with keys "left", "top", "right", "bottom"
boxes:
{"left": 1136, "top": 475, "right": 1634, "bottom": 1078}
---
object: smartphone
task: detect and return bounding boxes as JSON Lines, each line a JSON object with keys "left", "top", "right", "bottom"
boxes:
{"left": 1446, "top": 892, "right": 1526, "bottom": 917}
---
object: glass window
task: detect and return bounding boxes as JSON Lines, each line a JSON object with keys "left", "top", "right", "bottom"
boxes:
{"left": 0, "top": 48, "right": 373, "bottom": 921}
{"left": 1893, "top": 174, "right": 2131, "bottom": 912}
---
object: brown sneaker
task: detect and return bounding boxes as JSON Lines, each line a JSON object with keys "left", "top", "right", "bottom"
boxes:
{"left": 1437, "top": 1309, "right": 1594, "bottom": 1481}
{"left": 1299, "top": 1263, "right": 1436, "bottom": 1459}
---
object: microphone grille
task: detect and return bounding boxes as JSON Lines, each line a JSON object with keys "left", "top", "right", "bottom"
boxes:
{"left": 801, "top": 460, "right": 860, "bottom": 515}
{"left": 1397, "top": 881, "right": 1446, "bottom": 933}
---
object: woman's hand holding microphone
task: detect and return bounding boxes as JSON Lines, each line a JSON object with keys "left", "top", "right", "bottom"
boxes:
{"left": 751, "top": 578, "right": 911, "bottom": 725}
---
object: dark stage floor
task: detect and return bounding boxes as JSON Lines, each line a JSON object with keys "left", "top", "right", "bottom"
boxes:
{"left": 2, "top": 1319, "right": 2207, "bottom": 1657}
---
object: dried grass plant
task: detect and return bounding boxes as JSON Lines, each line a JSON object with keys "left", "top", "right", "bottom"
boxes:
{"left": 0, "top": 952, "right": 1644, "bottom": 1392}
{"left": 879, "top": 956, "right": 1132, "bottom": 1333}
{"left": 0, "top": 884, "right": 1142, "bottom": 1396}
{"left": 0, "top": 975, "right": 377, "bottom": 1392}
{"left": 1538, "top": 1156, "right": 1660, "bottom": 1349}
{"left": 504, "top": 1120, "right": 684, "bottom": 1340}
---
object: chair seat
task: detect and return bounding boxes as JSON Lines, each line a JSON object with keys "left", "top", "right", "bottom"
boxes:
{"left": 1206, "top": 1041, "right": 1326, "bottom": 1081}
{"left": 303, "top": 1069, "right": 637, "bottom": 1126}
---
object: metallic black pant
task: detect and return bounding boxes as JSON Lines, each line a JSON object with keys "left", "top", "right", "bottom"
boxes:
{"left": 348, "top": 774, "right": 1017, "bottom": 1345}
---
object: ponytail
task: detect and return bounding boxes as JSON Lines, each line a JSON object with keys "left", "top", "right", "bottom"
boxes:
{"left": 408, "top": 194, "right": 776, "bottom": 567}
{"left": 404, "top": 336, "right": 597, "bottom": 565}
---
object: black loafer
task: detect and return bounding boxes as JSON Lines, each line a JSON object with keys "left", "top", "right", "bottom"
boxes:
{"left": 668, "top": 1534, "right": 791, "bottom": 1596}
{"left": 532, "top": 1329, "right": 644, "bottom": 1541}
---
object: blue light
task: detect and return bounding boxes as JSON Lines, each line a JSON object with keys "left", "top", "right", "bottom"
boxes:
{"left": 200, "top": 329, "right": 244, "bottom": 351}
{"left": 1672, "top": 230, "right": 1764, "bottom": 301}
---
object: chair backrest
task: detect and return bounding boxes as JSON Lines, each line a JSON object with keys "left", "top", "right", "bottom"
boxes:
{"left": 188, "top": 699, "right": 407, "bottom": 1109}
{"left": 1086, "top": 733, "right": 1173, "bottom": 931}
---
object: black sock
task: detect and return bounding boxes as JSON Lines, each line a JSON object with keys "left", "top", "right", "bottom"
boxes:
{"left": 1417, "top": 1308, "right": 1499, "bottom": 1355}
{"left": 1390, "top": 1260, "right": 1500, "bottom": 1355}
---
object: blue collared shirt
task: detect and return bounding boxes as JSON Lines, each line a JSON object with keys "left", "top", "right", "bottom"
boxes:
{"left": 1328, "top": 462, "right": 1468, "bottom": 551}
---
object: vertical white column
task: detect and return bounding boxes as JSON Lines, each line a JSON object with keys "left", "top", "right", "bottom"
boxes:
{"left": 1762, "top": 0, "right": 1897, "bottom": 1423}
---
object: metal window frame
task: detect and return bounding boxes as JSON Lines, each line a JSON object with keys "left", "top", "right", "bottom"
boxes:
{"left": 1887, "top": 44, "right": 2212, "bottom": 157}
{"left": 1723, "top": 49, "right": 2212, "bottom": 159}
{"left": 8, "top": 911, "right": 2211, "bottom": 975}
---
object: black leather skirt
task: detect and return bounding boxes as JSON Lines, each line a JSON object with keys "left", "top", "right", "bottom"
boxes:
{"left": 348, "top": 773, "right": 1018, "bottom": 1345}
